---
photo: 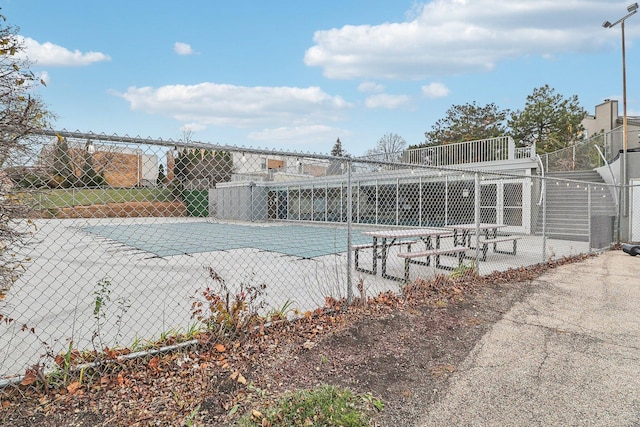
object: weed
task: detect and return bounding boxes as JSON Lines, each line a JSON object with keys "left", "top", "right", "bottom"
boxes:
{"left": 449, "top": 262, "right": 477, "bottom": 280}
{"left": 246, "top": 382, "right": 267, "bottom": 398}
{"left": 184, "top": 321, "right": 202, "bottom": 339}
{"left": 92, "top": 278, "right": 130, "bottom": 349}
{"left": 159, "top": 327, "right": 181, "bottom": 343}
{"left": 191, "top": 268, "right": 267, "bottom": 340}
{"left": 183, "top": 404, "right": 202, "bottom": 427}
{"left": 130, "top": 336, "right": 144, "bottom": 352}
{"left": 237, "top": 384, "right": 382, "bottom": 426}
{"left": 92, "top": 278, "right": 112, "bottom": 350}
{"left": 267, "top": 299, "right": 298, "bottom": 322}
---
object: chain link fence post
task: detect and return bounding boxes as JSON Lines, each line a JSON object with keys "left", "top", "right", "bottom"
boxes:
{"left": 346, "top": 157, "right": 353, "bottom": 304}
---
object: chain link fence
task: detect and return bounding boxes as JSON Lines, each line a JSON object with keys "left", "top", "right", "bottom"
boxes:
{"left": 0, "top": 132, "right": 625, "bottom": 394}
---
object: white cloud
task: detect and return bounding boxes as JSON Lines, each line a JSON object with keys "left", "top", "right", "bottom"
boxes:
{"left": 180, "top": 123, "right": 207, "bottom": 132}
{"left": 358, "top": 81, "right": 385, "bottom": 93}
{"left": 118, "top": 83, "right": 352, "bottom": 128}
{"left": 174, "top": 42, "right": 195, "bottom": 55}
{"left": 18, "top": 36, "right": 110, "bottom": 67}
{"left": 304, "top": 0, "right": 618, "bottom": 79}
{"left": 36, "top": 71, "right": 50, "bottom": 86}
{"left": 248, "top": 124, "right": 347, "bottom": 145}
{"left": 422, "top": 82, "right": 450, "bottom": 98}
{"left": 364, "top": 93, "right": 411, "bottom": 109}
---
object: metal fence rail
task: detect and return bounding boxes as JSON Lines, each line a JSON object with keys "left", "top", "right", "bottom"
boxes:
{"left": 0, "top": 131, "right": 624, "bottom": 390}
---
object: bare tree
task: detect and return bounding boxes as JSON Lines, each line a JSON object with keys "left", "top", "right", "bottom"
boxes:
{"left": 366, "top": 133, "right": 407, "bottom": 162}
{"left": 0, "top": 13, "right": 52, "bottom": 291}
{"left": 181, "top": 129, "right": 194, "bottom": 145}
{"left": 0, "top": 18, "right": 51, "bottom": 168}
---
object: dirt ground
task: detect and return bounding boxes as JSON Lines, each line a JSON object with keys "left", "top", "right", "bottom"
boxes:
{"left": 254, "top": 279, "right": 534, "bottom": 426}
{"left": 1, "top": 259, "right": 570, "bottom": 426}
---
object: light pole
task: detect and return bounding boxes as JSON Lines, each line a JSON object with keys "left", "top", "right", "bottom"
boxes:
{"left": 603, "top": 2, "right": 638, "bottom": 215}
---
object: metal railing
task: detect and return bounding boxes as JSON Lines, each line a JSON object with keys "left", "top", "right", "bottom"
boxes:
{"left": 536, "top": 127, "right": 640, "bottom": 173}
{"left": 401, "top": 136, "right": 530, "bottom": 166}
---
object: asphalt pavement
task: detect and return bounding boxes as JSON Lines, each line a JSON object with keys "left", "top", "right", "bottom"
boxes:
{"left": 417, "top": 249, "right": 640, "bottom": 427}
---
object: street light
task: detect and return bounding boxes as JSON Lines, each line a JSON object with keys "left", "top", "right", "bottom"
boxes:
{"left": 603, "top": 2, "right": 638, "bottom": 214}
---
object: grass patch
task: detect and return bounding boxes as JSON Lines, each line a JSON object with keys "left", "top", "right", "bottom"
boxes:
{"left": 237, "top": 384, "right": 383, "bottom": 426}
{"left": 30, "top": 188, "right": 176, "bottom": 209}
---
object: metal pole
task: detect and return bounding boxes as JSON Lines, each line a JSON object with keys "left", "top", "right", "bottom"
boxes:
{"left": 474, "top": 173, "right": 481, "bottom": 269}
{"left": 622, "top": 19, "right": 629, "bottom": 216}
{"left": 444, "top": 175, "right": 449, "bottom": 226}
{"left": 346, "top": 159, "right": 353, "bottom": 304}
{"left": 588, "top": 184, "right": 592, "bottom": 253}
{"left": 419, "top": 176, "right": 423, "bottom": 227}
{"left": 542, "top": 177, "right": 547, "bottom": 262}
{"left": 396, "top": 178, "right": 400, "bottom": 226}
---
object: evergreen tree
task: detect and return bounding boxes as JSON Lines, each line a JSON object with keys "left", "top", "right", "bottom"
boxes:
{"left": 331, "top": 138, "right": 345, "bottom": 156}
{"left": 420, "top": 102, "right": 508, "bottom": 148}
{"left": 51, "top": 135, "right": 75, "bottom": 188}
{"left": 157, "top": 164, "right": 166, "bottom": 185}
{"left": 508, "top": 85, "right": 586, "bottom": 153}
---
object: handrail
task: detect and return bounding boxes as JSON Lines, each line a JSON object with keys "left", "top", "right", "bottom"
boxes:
{"left": 540, "top": 127, "right": 619, "bottom": 169}
{"left": 594, "top": 144, "right": 619, "bottom": 206}
{"left": 535, "top": 154, "right": 545, "bottom": 206}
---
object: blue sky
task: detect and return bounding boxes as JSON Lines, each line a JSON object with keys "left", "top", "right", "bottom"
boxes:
{"left": 3, "top": 0, "right": 640, "bottom": 155}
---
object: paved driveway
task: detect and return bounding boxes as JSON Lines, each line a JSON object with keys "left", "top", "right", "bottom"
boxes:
{"left": 418, "top": 250, "right": 640, "bottom": 426}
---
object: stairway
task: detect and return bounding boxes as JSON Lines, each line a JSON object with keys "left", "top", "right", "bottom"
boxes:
{"left": 536, "top": 170, "right": 617, "bottom": 242}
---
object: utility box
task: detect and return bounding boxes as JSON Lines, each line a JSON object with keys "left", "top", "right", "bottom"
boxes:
{"left": 216, "top": 181, "right": 268, "bottom": 221}
{"left": 590, "top": 215, "right": 615, "bottom": 250}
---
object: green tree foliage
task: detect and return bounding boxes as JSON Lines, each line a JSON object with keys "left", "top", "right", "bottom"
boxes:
{"left": 330, "top": 138, "right": 346, "bottom": 156}
{"left": 508, "top": 85, "right": 586, "bottom": 153}
{"left": 157, "top": 164, "right": 166, "bottom": 185}
{"left": 328, "top": 138, "right": 347, "bottom": 175}
{"left": 80, "top": 142, "right": 105, "bottom": 187}
{"left": 50, "top": 135, "right": 75, "bottom": 188}
{"left": 419, "top": 102, "right": 508, "bottom": 148}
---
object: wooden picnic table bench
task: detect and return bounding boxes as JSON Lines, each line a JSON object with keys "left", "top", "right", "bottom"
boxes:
{"left": 477, "top": 235, "right": 522, "bottom": 261}
{"left": 354, "top": 240, "right": 416, "bottom": 275}
{"left": 396, "top": 247, "right": 469, "bottom": 283}
{"left": 355, "top": 228, "right": 455, "bottom": 279}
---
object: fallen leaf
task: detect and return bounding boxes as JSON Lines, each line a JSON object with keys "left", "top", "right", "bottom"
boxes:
{"left": 214, "top": 343, "right": 226, "bottom": 353}
{"left": 20, "top": 368, "right": 38, "bottom": 386}
{"left": 237, "top": 374, "right": 246, "bottom": 384}
{"left": 252, "top": 409, "right": 263, "bottom": 418}
{"left": 302, "top": 340, "right": 315, "bottom": 350}
{"left": 66, "top": 381, "right": 81, "bottom": 395}
{"left": 148, "top": 356, "right": 160, "bottom": 371}
{"left": 116, "top": 372, "right": 125, "bottom": 386}
{"left": 54, "top": 354, "right": 65, "bottom": 368}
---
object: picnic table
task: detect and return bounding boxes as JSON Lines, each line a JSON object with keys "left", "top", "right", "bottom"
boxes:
{"left": 355, "top": 227, "right": 465, "bottom": 281}
{"left": 445, "top": 223, "right": 521, "bottom": 261}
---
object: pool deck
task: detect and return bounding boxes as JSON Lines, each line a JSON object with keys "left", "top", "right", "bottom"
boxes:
{"left": 0, "top": 217, "right": 591, "bottom": 379}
